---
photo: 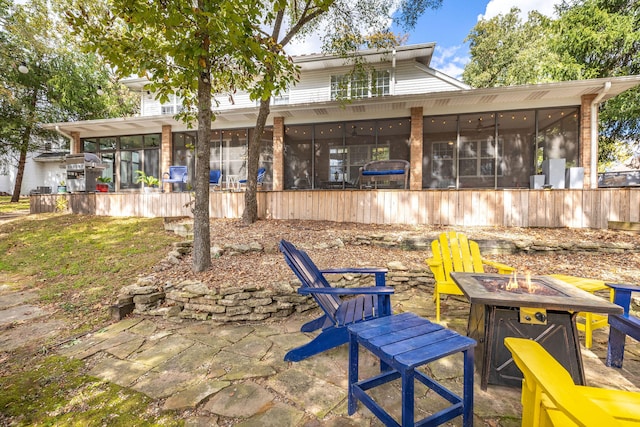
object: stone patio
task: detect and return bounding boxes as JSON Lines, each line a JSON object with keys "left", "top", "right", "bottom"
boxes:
{"left": 55, "top": 289, "right": 640, "bottom": 426}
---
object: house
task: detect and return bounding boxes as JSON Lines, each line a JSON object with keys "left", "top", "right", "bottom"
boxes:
{"left": 42, "top": 43, "right": 640, "bottom": 196}
{"left": 0, "top": 143, "right": 68, "bottom": 196}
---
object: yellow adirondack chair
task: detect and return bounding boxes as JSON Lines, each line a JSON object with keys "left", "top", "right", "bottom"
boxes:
{"left": 549, "top": 274, "right": 614, "bottom": 349}
{"left": 505, "top": 337, "right": 640, "bottom": 426}
{"left": 426, "top": 231, "right": 514, "bottom": 322}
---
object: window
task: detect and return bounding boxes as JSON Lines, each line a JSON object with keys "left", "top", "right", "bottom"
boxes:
{"left": 273, "top": 87, "right": 290, "bottom": 105}
{"left": 373, "top": 70, "right": 390, "bottom": 97}
{"left": 459, "top": 140, "right": 503, "bottom": 177}
{"left": 144, "top": 134, "right": 161, "bottom": 148}
{"left": 350, "top": 73, "right": 368, "bottom": 99}
{"left": 161, "top": 95, "right": 183, "bottom": 115}
{"left": 254, "top": 89, "right": 290, "bottom": 106}
{"left": 120, "top": 135, "right": 143, "bottom": 150}
{"left": 80, "top": 134, "right": 160, "bottom": 191}
{"left": 331, "top": 75, "right": 349, "bottom": 100}
{"left": 99, "top": 137, "right": 117, "bottom": 151}
{"left": 331, "top": 70, "right": 390, "bottom": 100}
{"left": 432, "top": 142, "right": 455, "bottom": 179}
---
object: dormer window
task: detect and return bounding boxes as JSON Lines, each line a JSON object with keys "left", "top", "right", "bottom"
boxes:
{"left": 330, "top": 70, "right": 390, "bottom": 100}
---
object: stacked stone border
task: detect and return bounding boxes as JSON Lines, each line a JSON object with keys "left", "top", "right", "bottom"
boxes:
{"left": 113, "top": 232, "right": 640, "bottom": 322}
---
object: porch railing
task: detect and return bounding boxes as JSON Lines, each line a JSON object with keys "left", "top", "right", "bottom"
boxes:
{"left": 30, "top": 188, "right": 640, "bottom": 229}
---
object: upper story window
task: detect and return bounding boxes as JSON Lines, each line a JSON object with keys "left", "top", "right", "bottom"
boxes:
{"left": 161, "top": 94, "right": 184, "bottom": 115}
{"left": 273, "top": 92, "right": 289, "bottom": 105}
{"left": 330, "top": 75, "right": 350, "bottom": 100}
{"left": 373, "top": 70, "right": 390, "bottom": 97}
{"left": 255, "top": 88, "right": 290, "bottom": 106}
{"left": 331, "top": 70, "right": 391, "bottom": 100}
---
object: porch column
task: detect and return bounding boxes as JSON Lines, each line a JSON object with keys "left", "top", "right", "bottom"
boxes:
{"left": 273, "top": 116, "right": 285, "bottom": 191}
{"left": 580, "top": 94, "right": 597, "bottom": 189}
{"left": 410, "top": 107, "right": 423, "bottom": 190}
{"left": 161, "top": 125, "right": 172, "bottom": 192}
{"left": 70, "top": 132, "right": 81, "bottom": 154}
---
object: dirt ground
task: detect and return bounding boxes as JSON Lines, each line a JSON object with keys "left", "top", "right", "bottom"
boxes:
{"left": 160, "top": 219, "right": 640, "bottom": 291}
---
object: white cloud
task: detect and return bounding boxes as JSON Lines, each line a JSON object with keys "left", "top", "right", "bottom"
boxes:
{"left": 480, "top": 0, "right": 562, "bottom": 20}
{"left": 431, "top": 45, "right": 469, "bottom": 80}
{"left": 286, "top": 33, "right": 324, "bottom": 56}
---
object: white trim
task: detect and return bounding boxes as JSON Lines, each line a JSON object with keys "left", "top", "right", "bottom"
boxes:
{"left": 413, "top": 62, "right": 471, "bottom": 90}
{"left": 590, "top": 81, "right": 611, "bottom": 188}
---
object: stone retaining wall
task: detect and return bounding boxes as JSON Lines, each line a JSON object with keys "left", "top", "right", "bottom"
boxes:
{"left": 114, "top": 233, "right": 640, "bottom": 322}
{"left": 116, "top": 262, "right": 431, "bottom": 322}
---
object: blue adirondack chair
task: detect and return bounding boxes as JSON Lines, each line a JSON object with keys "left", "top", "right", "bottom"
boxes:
{"left": 162, "top": 166, "right": 188, "bottom": 192}
{"left": 209, "top": 169, "right": 222, "bottom": 191}
{"left": 279, "top": 239, "right": 393, "bottom": 362}
{"left": 239, "top": 167, "right": 266, "bottom": 189}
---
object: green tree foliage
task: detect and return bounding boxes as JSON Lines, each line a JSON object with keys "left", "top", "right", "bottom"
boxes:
{"left": 0, "top": 0, "right": 137, "bottom": 202}
{"left": 554, "top": 0, "right": 640, "bottom": 168}
{"left": 462, "top": 8, "right": 560, "bottom": 87}
{"left": 463, "top": 1, "right": 640, "bottom": 168}
{"left": 64, "top": 0, "right": 442, "bottom": 272}
{"left": 65, "top": 0, "right": 297, "bottom": 272}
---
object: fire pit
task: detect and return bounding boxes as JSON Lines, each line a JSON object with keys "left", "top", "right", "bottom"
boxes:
{"left": 450, "top": 272, "right": 622, "bottom": 389}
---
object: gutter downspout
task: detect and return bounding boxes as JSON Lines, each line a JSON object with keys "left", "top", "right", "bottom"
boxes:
{"left": 590, "top": 81, "right": 611, "bottom": 188}
{"left": 391, "top": 49, "right": 396, "bottom": 95}
{"left": 55, "top": 125, "right": 76, "bottom": 155}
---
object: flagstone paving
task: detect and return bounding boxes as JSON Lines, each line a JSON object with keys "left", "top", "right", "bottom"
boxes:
{"left": 1, "top": 283, "right": 638, "bottom": 425}
{"left": 48, "top": 289, "right": 640, "bottom": 426}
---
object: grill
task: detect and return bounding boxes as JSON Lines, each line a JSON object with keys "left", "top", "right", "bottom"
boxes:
{"left": 450, "top": 272, "right": 622, "bottom": 389}
{"left": 65, "top": 153, "right": 105, "bottom": 193}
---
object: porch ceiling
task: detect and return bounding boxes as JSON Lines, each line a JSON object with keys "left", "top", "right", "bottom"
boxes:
{"left": 46, "top": 75, "right": 640, "bottom": 137}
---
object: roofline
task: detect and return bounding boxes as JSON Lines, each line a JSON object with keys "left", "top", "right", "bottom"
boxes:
{"left": 292, "top": 42, "right": 436, "bottom": 69}
{"left": 45, "top": 75, "right": 640, "bottom": 136}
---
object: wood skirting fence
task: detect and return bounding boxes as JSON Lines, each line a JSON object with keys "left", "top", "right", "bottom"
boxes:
{"left": 30, "top": 188, "right": 640, "bottom": 229}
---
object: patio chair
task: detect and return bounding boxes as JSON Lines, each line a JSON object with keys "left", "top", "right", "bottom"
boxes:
{"left": 505, "top": 337, "right": 640, "bottom": 426}
{"left": 209, "top": 169, "right": 222, "bottom": 191}
{"left": 426, "top": 231, "right": 515, "bottom": 322}
{"left": 279, "top": 239, "right": 393, "bottom": 362}
{"left": 162, "top": 166, "right": 188, "bottom": 192}
{"left": 239, "top": 167, "right": 266, "bottom": 189}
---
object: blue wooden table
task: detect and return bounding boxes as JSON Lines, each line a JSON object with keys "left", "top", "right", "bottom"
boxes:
{"left": 348, "top": 312, "right": 476, "bottom": 427}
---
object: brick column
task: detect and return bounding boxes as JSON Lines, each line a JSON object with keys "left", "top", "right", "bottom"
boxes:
{"left": 410, "top": 107, "right": 423, "bottom": 190}
{"left": 273, "top": 117, "right": 285, "bottom": 191}
{"left": 161, "top": 125, "right": 172, "bottom": 192}
{"left": 71, "top": 132, "right": 81, "bottom": 154}
{"left": 580, "top": 94, "right": 597, "bottom": 189}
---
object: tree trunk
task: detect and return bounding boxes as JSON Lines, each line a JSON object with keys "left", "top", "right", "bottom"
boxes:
{"left": 12, "top": 88, "right": 38, "bottom": 203}
{"left": 191, "top": 70, "right": 212, "bottom": 272}
{"left": 11, "top": 141, "right": 29, "bottom": 203}
{"left": 242, "top": 97, "right": 270, "bottom": 224}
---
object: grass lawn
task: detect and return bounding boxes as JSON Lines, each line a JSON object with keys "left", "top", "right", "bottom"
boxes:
{"left": 0, "top": 196, "right": 30, "bottom": 213}
{"left": 0, "top": 207, "right": 185, "bottom": 425}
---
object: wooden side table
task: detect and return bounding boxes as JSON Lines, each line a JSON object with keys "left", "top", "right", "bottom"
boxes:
{"left": 348, "top": 312, "right": 476, "bottom": 426}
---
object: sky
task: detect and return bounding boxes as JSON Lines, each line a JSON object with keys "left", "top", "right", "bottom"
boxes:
{"left": 287, "top": 0, "right": 564, "bottom": 80}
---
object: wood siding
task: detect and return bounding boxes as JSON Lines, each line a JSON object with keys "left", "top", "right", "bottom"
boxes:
{"left": 31, "top": 188, "right": 639, "bottom": 230}
{"left": 140, "top": 60, "right": 463, "bottom": 115}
